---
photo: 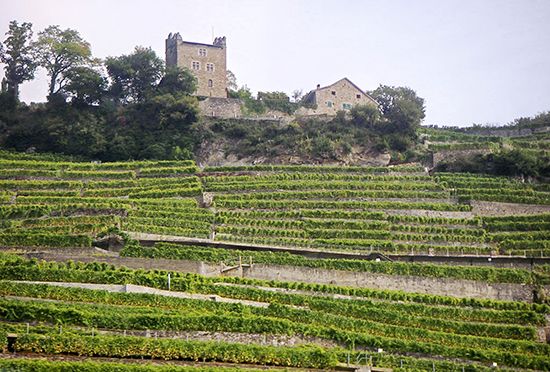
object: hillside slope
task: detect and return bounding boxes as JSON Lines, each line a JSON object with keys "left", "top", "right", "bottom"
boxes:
{"left": 1, "top": 152, "right": 550, "bottom": 371}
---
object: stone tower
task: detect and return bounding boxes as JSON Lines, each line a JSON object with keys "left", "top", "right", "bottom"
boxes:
{"left": 166, "top": 33, "right": 227, "bottom": 98}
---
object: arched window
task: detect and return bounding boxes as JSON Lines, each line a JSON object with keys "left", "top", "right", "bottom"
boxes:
{"left": 208, "top": 79, "right": 213, "bottom": 88}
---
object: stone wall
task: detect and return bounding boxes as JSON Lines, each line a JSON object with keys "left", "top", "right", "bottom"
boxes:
{"left": 199, "top": 98, "right": 242, "bottom": 118}
{"left": 19, "top": 249, "right": 542, "bottom": 302}
{"left": 471, "top": 200, "right": 550, "bottom": 216}
{"left": 432, "top": 149, "right": 492, "bottom": 168}
{"left": 239, "top": 264, "right": 535, "bottom": 302}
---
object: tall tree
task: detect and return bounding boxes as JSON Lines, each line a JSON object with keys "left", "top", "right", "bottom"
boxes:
{"left": 0, "top": 21, "right": 37, "bottom": 100}
{"left": 34, "top": 25, "right": 92, "bottom": 96}
{"left": 105, "top": 46, "right": 164, "bottom": 103}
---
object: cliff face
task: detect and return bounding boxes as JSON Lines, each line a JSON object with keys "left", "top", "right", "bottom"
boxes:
{"left": 194, "top": 136, "right": 391, "bottom": 167}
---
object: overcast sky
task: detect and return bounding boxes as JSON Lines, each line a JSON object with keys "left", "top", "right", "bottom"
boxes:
{"left": 2, "top": 0, "right": 550, "bottom": 126}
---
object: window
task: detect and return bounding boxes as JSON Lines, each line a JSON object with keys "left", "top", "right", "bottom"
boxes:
{"left": 326, "top": 101, "right": 333, "bottom": 108}
{"left": 206, "top": 63, "right": 214, "bottom": 72}
{"left": 356, "top": 94, "right": 361, "bottom": 99}
{"left": 208, "top": 79, "right": 213, "bottom": 88}
{"left": 192, "top": 61, "right": 200, "bottom": 70}
{"left": 342, "top": 103, "right": 352, "bottom": 110}
{"left": 331, "top": 91, "right": 336, "bottom": 96}
{"left": 198, "top": 48, "right": 207, "bottom": 56}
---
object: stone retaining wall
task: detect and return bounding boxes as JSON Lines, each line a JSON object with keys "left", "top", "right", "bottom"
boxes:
{"left": 432, "top": 149, "right": 492, "bottom": 168}
{"left": 16, "top": 249, "right": 542, "bottom": 302}
{"left": 238, "top": 264, "right": 535, "bottom": 302}
{"left": 471, "top": 201, "right": 550, "bottom": 216}
{"left": 199, "top": 97, "right": 242, "bottom": 118}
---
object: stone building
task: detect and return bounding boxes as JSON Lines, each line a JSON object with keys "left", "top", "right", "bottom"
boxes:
{"left": 299, "top": 78, "right": 378, "bottom": 116}
{"left": 165, "top": 33, "right": 227, "bottom": 98}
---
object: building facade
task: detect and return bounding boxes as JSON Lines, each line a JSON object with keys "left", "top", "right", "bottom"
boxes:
{"left": 300, "top": 78, "right": 378, "bottom": 116}
{"left": 165, "top": 33, "right": 227, "bottom": 98}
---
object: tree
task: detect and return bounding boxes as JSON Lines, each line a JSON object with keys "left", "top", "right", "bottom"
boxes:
{"left": 157, "top": 66, "right": 196, "bottom": 96}
{"left": 226, "top": 70, "right": 237, "bottom": 92}
{"left": 369, "top": 85, "right": 425, "bottom": 137}
{"left": 105, "top": 46, "right": 164, "bottom": 103}
{"left": 230, "top": 86, "right": 265, "bottom": 114}
{"left": 63, "top": 66, "right": 106, "bottom": 106}
{"left": 291, "top": 89, "right": 303, "bottom": 103}
{"left": 492, "top": 149, "right": 539, "bottom": 178}
{"left": 34, "top": 26, "right": 92, "bottom": 96}
{"left": 350, "top": 104, "right": 381, "bottom": 128}
{"left": 147, "top": 93, "right": 198, "bottom": 131}
{"left": 258, "top": 91, "right": 294, "bottom": 114}
{"left": 0, "top": 21, "right": 37, "bottom": 100}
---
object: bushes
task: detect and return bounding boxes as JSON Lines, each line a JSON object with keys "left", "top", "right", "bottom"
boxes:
{"left": 434, "top": 149, "right": 550, "bottom": 178}
{"left": 2, "top": 291, "right": 547, "bottom": 369}
{"left": 214, "top": 199, "right": 470, "bottom": 212}
{"left": 204, "top": 164, "right": 424, "bottom": 174}
{"left": 0, "top": 233, "right": 92, "bottom": 247}
{"left": 14, "top": 333, "right": 338, "bottom": 369}
{"left": 0, "top": 359, "right": 253, "bottom": 371}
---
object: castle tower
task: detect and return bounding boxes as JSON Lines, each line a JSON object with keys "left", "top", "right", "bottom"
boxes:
{"left": 166, "top": 33, "right": 227, "bottom": 98}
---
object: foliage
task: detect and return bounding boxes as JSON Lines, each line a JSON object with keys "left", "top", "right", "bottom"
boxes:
{"left": 435, "top": 148, "right": 550, "bottom": 179}
{"left": 206, "top": 85, "right": 427, "bottom": 162}
{"left": 230, "top": 86, "right": 265, "bottom": 115}
{"left": 508, "top": 111, "right": 550, "bottom": 129}
{"left": 34, "top": 25, "right": 92, "bottom": 96}
{"left": 63, "top": 66, "right": 106, "bottom": 106}
{"left": 226, "top": 70, "right": 237, "bottom": 92}
{"left": 258, "top": 91, "right": 295, "bottom": 114}
{"left": 0, "top": 260, "right": 549, "bottom": 369}
{"left": 369, "top": 85, "right": 426, "bottom": 135}
{"left": 105, "top": 46, "right": 164, "bottom": 104}
{"left": 0, "top": 20, "right": 37, "bottom": 100}
{"left": 14, "top": 332, "right": 337, "bottom": 369}
{"left": 157, "top": 66, "right": 196, "bottom": 96}
{"left": 0, "top": 358, "right": 255, "bottom": 372}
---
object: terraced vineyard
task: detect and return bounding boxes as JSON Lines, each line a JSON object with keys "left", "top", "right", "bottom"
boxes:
{"left": 1, "top": 151, "right": 550, "bottom": 371}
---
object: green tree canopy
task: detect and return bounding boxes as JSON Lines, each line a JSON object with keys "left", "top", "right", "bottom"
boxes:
{"left": 258, "top": 91, "right": 293, "bottom": 114}
{"left": 34, "top": 25, "right": 92, "bottom": 97}
{"left": 0, "top": 21, "right": 37, "bottom": 100}
{"left": 63, "top": 66, "right": 106, "bottom": 106}
{"left": 157, "top": 66, "right": 196, "bottom": 96}
{"left": 105, "top": 46, "right": 164, "bottom": 104}
{"left": 226, "top": 70, "right": 237, "bottom": 92}
{"left": 369, "top": 85, "right": 426, "bottom": 137}
{"left": 350, "top": 104, "right": 382, "bottom": 128}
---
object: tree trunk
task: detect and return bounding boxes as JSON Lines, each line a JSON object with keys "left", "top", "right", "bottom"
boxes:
{"left": 49, "top": 71, "right": 57, "bottom": 96}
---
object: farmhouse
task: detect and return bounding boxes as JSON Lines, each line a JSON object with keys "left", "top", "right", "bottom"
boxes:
{"left": 300, "top": 78, "right": 378, "bottom": 116}
{"left": 165, "top": 33, "right": 227, "bottom": 98}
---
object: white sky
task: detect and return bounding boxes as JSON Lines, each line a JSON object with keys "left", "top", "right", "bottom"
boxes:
{"left": 1, "top": 0, "right": 550, "bottom": 126}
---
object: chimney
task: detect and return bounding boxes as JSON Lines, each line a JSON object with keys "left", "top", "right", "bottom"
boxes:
{"left": 316, "top": 84, "right": 320, "bottom": 89}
